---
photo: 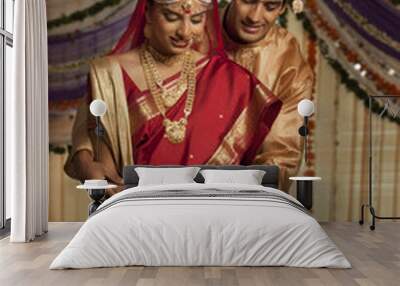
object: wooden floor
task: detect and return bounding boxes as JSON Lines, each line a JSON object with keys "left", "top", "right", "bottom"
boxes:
{"left": 0, "top": 222, "right": 399, "bottom": 286}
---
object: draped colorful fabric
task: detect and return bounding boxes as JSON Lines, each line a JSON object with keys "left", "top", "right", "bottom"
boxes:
{"left": 303, "top": 0, "right": 400, "bottom": 124}
{"left": 324, "top": 0, "right": 400, "bottom": 60}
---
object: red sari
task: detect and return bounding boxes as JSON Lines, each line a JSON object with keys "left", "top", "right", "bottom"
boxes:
{"left": 122, "top": 54, "right": 282, "bottom": 165}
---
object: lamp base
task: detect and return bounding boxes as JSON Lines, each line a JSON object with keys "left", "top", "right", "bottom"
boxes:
{"left": 296, "top": 181, "right": 313, "bottom": 210}
{"left": 87, "top": 188, "right": 105, "bottom": 215}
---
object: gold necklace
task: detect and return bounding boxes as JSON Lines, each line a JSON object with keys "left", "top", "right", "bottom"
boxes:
{"left": 140, "top": 45, "right": 196, "bottom": 144}
{"left": 145, "top": 43, "right": 188, "bottom": 108}
{"left": 146, "top": 44, "right": 186, "bottom": 66}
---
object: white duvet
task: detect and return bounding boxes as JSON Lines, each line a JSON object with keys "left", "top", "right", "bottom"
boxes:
{"left": 50, "top": 183, "right": 351, "bottom": 269}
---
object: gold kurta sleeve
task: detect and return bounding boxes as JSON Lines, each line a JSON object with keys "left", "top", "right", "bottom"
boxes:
{"left": 253, "top": 28, "right": 314, "bottom": 191}
{"left": 224, "top": 25, "right": 314, "bottom": 192}
{"left": 64, "top": 55, "right": 133, "bottom": 179}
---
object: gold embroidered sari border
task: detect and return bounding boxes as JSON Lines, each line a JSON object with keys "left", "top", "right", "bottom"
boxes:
{"left": 207, "top": 85, "right": 272, "bottom": 164}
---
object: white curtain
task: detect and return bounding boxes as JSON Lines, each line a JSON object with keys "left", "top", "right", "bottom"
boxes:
{"left": 7, "top": 0, "right": 49, "bottom": 242}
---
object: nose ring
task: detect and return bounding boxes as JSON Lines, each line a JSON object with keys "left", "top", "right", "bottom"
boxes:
{"left": 192, "top": 33, "right": 201, "bottom": 43}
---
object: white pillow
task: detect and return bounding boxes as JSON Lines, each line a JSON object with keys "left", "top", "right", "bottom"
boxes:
{"left": 135, "top": 167, "right": 200, "bottom": 186}
{"left": 200, "top": 169, "right": 266, "bottom": 185}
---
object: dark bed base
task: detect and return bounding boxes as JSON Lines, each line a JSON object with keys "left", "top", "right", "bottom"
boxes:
{"left": 122, "top": 165, "right": 280, "bottom": 189}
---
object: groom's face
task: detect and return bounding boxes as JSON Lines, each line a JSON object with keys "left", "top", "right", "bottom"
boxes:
{"left": 227, "top": 0, "right": 286, "bottom": 44}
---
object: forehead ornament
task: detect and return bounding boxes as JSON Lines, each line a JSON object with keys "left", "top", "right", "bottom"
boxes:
{"left": 154, "top": 0, "right": 212, "bottom": 12}
{"left": 181, "top": 0, "right": 193, "bottom": 13}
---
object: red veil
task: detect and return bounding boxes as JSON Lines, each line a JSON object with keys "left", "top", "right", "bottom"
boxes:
{"left": 110, "top": 0, "right": 225, "bottom": 57}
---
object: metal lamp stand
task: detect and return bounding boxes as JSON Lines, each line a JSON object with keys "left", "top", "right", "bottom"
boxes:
{"left": 87, "top": 116, "right": 106, "bottom": 215}
{"left": 94, "top": 116, "right": 104, "bottom": 161}
{"left": 359, "top": 96, "right": 400, "bottom": 230}
{"left": 298, "top": 116, "right": 309, "bottom": 162}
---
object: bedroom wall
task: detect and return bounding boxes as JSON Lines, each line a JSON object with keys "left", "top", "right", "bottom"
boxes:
{"left": 47, "top": 2, "right": 400, "bottom": 222}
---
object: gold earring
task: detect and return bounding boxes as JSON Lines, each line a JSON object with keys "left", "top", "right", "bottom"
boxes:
{"left": 292, "top": 0, "right": 304, "bottom": 14}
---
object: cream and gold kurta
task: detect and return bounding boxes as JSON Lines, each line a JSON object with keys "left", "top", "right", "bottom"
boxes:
{"left": 223, "top": 20, "right": 314, "bottom": 191}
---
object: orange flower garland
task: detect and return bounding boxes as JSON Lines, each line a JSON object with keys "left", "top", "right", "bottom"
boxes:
{"left": 304, "top": 34, "right": 318, "bottom": 177}
{"left": 49, "top": 98, "right": 83, "bottom": 112}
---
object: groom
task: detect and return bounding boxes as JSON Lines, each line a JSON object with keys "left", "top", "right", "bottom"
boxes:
{"left": 221, "top": 0, "right": 314, "bottom": 191}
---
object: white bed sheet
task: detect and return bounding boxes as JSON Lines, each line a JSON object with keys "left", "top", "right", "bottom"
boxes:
{"left": 50, "top": 183, "right": 351, "bottom": 269}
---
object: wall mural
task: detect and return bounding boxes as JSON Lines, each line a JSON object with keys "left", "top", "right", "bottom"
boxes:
{"left": 47, "top": 0, "right": 400, "bottom": 221}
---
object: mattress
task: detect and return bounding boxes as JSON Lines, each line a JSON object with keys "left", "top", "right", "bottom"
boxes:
{"left": 50, "top": 183, "right": 351, "bottom": 269}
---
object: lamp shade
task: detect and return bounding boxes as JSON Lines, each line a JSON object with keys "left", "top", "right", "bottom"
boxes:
{"left": 89, "top": 99, "right": 107, "bottom": 117}
{"left": 297, "top": 99, "right": 315, "bottom": 117}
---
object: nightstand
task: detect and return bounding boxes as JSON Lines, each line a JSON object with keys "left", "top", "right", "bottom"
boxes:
{"left": 289, "top": 176, "right": 321, "bottom": 210}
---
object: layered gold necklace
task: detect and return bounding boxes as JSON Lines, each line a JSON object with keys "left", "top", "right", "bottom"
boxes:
{"left": 146, "top": 44, "right": 185, "bottom": 66}
{"left": 140, "top": 43, "right": 196, "bottom": 144}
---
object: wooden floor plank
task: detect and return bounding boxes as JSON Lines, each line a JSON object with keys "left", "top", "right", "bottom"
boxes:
{"left": 0, "top": 222, "right": 399, "bottom": 286}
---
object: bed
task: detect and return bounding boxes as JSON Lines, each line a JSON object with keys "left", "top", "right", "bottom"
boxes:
{"left": 50, "top": 165, "right": 350, "bottom": 269}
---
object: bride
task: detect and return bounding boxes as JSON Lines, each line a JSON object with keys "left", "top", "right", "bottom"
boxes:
{"left": 65, "top": 0, "right": 282, "bottom": 189}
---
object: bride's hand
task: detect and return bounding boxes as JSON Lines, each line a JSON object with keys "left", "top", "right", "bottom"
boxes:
{"left": 74, "top": 150, "right": 124, "bottom": 185}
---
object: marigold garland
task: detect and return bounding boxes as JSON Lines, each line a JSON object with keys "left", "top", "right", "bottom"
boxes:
{"left": 49, "top": 144, "right": 71, "bottom": 155}
{"left": 304, "top": 35, "right": 318, "bottom": 176}
{"left": 49, "top": 98, "right": 83, "bottom": 111}
{"left": 48, "top": 0, "right": 123, "bottom": 30}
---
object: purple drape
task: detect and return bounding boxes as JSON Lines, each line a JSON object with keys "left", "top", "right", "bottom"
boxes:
{"left": 48, "top": 6, "right": 134, "bottom": 105}
{"left": 324, "top": 0, "right": 400, "bottom": 60}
